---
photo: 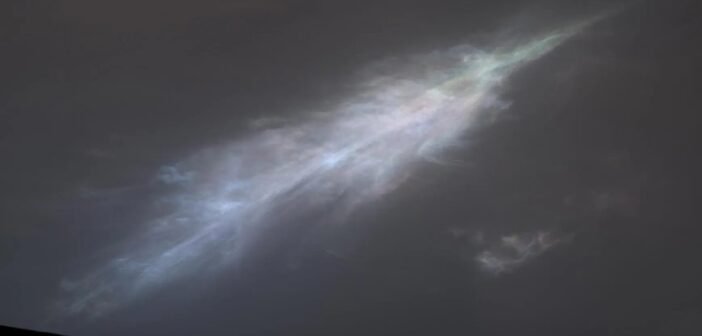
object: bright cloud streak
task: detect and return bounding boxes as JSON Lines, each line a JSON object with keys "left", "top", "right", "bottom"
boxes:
{"left": 56, "top": 20, "right": 598, "bottom": 318}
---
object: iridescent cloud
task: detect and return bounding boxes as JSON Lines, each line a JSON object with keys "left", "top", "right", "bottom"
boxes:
{"left": 56, "top": 19, "right": 598, "bottom": 318}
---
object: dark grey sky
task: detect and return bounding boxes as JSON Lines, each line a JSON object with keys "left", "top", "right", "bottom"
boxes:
{"left": 2, "top": 1, "right": 702, "bottom": 335}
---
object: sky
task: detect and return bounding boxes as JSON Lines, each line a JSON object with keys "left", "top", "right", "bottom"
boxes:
{"left": 2, "top": 1, "right": 702, "bottom": 335}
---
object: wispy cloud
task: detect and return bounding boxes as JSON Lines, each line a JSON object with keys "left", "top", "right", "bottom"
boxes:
{"left": 54, "top": 20, "right": 598, "bottom": 319}
{"left": 476, "top": 231, "right": 568, "bottom": 274}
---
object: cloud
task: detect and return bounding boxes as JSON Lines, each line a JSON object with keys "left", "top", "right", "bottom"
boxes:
{"left": 53, "top": 20, "right": 598, "bottom": 319}
{"left": 476, "top": 231, "right": 566, "bottom": 274}
{"left": 156, "top": 165, "right": 195, "bottom": 185}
